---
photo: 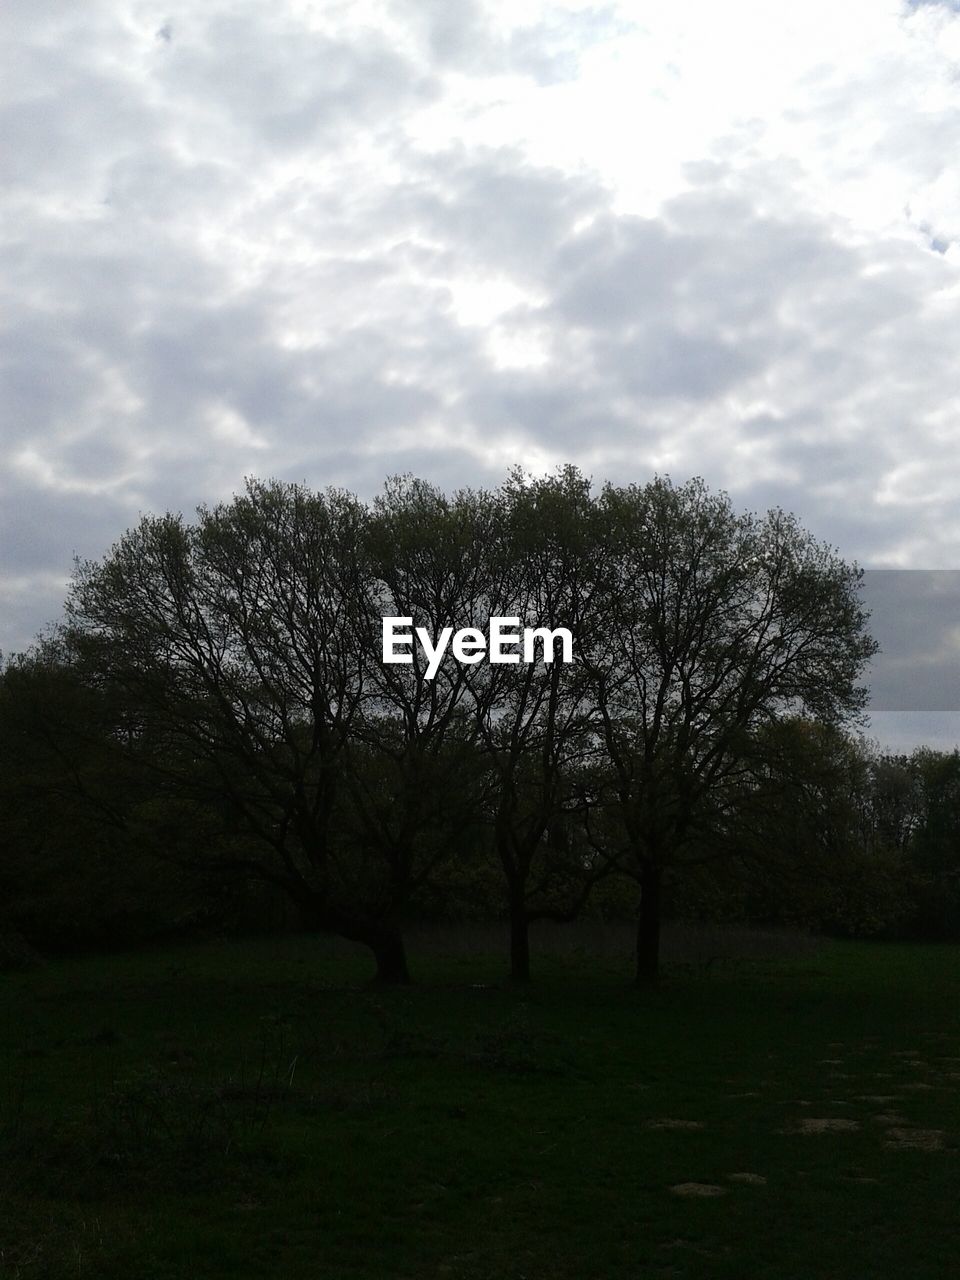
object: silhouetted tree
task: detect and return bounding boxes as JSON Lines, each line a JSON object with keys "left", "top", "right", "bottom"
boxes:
{"left": 582, "top": 476, "right": 877, "bottom": 980}
{"left": 66, "top": 479, "right": 419, "bottom": 982}
{"left": 464, "top": 468, "right": 610, "bottom": 981}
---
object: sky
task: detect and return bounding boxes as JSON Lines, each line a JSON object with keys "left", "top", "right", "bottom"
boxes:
{"left": 3, "top": 0, "right": 960, "bottom": 750}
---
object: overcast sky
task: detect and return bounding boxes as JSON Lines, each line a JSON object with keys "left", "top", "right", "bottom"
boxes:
{"left": 3, "top": 0, "right": 960, "bottom": 749}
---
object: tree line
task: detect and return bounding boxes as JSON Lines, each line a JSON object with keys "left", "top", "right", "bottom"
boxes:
{"left": 6, "top": 466, "right": 951, "bottom": 984}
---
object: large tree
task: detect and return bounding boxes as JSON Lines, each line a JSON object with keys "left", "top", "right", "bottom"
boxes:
{"left": 344, "top": 476, "right": 497, "bottom": 971}
{"left": 461, "top": 467, "right": 610, "bottom": 981}
{"left": 65, "top": 478, "right": 422, "bottom": 982}
{"left": 582, "top": 476, "right": 878, "bottom": 980}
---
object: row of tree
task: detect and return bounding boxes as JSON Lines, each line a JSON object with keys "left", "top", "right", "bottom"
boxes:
{"left": 1, "top": 468, "right": 903, "bottom": 982}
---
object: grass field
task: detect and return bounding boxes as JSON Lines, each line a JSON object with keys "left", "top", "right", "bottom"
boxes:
{"left": 2, "top": 935, "right": 959, "bottom": 1279}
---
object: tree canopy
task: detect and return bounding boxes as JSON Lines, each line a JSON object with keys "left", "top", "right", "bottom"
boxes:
{"left": 1, "top": 467, "right": 885, "bottom": 982}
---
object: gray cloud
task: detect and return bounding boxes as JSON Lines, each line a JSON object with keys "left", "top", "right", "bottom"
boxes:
{"left": 861, "top": 572, "right": 960, "bottom": 711}
{"left": 392, "top": 0, "right": 630, "bottom": 84}
{"left": 161, "top": 12, "right": 437, "bottom": 153}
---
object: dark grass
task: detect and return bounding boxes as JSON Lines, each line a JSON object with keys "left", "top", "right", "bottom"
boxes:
{"left": 1, "top": 935, "right": 958, "bottom": 1279}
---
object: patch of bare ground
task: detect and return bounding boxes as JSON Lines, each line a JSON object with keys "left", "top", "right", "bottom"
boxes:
{"left": 790, "top": 1118, "right": 860, "bottom": 1134}
{"left": 884, "top": 1128, "right": 944, "bottom": 1150}
{"left": 659, "top": 1238, "right": 723, "bottom": 1260}
{"left": 645, "top": 1119, "right": 705, "bottom": 1131}
{"left": 670, "top": 1183, "right": 726, "bottom": 1197}
{"left": 726, "top": 1172, "right": 766, "bottom": 1185}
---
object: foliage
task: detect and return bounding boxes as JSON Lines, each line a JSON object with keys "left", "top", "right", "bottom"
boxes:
{"left": 0, "top": 467, "right": 923, "bottom": 982}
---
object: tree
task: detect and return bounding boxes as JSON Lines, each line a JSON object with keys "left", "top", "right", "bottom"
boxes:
{"left": 726, "top": 720, "right": 906, "bottom": 937}
{"left": 462, "top": 468, "right": 610, "bottom": 981}
{"left": 900, "top": 748, "right": 960, "bottom": 938}
{"left": 65, "top": 478, "right": 419, "bottom": 982}
{"left": 345, "top": 476, "right": 497, "bottom": 968}
{"left": 0, "top": 642, "right": 204, "bottom": 952}
{"left": 582, "top": 476, "right": 878, "bottom": 981}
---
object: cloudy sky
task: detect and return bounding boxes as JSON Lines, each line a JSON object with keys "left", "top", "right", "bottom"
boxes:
{"left": 4, "top": 0, "right": 960, "bottom": 747}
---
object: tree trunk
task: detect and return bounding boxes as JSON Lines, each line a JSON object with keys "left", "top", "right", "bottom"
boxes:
{"left": 509, "top": 900, "right": 531, "bottom": 983}
{"left": 299, "top": 898, "right": 411, "bottom": 985}
{"left": 371, "top": 931, "right": 411, "bottom": 985}
{"left": 636, "top": 862, "right": 662, "bottom": 983}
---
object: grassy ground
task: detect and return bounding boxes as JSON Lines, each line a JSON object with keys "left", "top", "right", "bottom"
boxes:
{"left": 1, "top": 936, "right": 958, "bottom": 1279}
